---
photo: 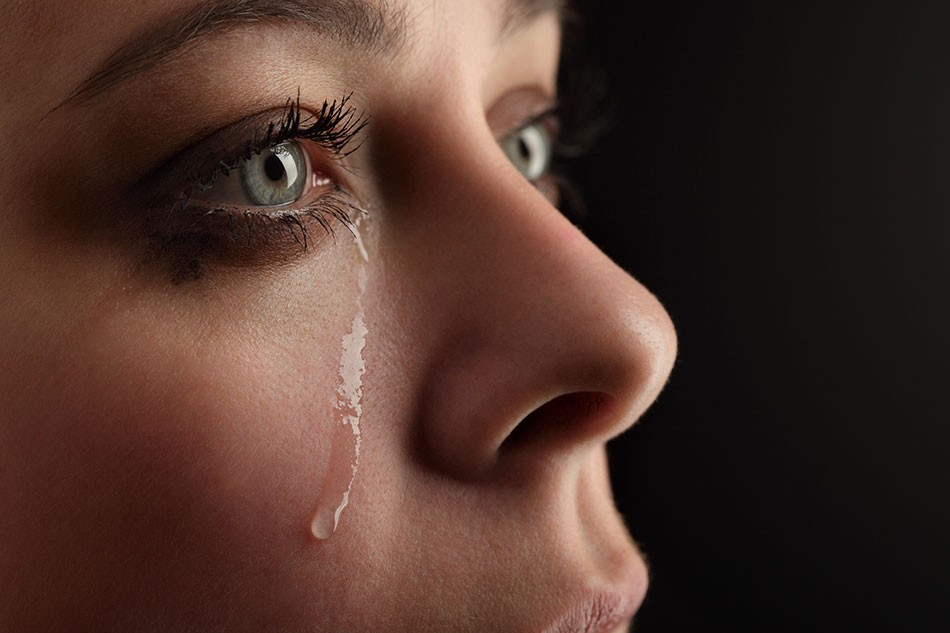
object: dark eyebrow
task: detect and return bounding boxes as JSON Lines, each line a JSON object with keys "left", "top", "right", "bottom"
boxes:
{"left": 55, "top": 0, "right": 561, "bottom": 111}
{"left": 56, "top": 0, "right": 409, "bottom": 110}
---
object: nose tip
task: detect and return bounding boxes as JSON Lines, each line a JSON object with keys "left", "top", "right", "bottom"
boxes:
{"left": 417, "top": 215, "right": 677, "bottom": 481}
{"left": 608, "top": 295, "right": 678, "bottom": 433}
{"left": 508, "top": 283, "right": 677, "bottom": 463}
{"left": 392, "top": 117, "right": 677, "bottom": 482}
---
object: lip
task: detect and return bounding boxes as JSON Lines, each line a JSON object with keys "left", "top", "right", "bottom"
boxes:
{"left": 540, "top": 582, "right": 642, "bottom": 633}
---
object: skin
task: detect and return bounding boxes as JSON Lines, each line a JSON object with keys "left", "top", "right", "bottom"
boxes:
{"left": 0, "top": 1, "right": 677, "bottom": 631}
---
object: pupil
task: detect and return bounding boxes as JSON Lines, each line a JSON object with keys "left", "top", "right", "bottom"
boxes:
{"left": 264, "top": 154, "right": 286, "bottom": 182}
{"left": 518, "top": 137, "right": 531, "bottom": 161}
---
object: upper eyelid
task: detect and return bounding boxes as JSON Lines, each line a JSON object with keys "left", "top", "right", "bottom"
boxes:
{"left": 518, "top": 106, "right": 560, "bottom": 134}
{"left": 133, "top": 108, "right": 296, "bottom": 200}
{"left": 495, "top": 107, "right": 561, "bottom": 152}
{"left": 486, "top": 86, "right": 558, "bottom": 137}
{"left": 135, "top": 89, "right": 557, "bottom": 210}
{"left": 135, "top": 97, "right": 365, "bottom": 204}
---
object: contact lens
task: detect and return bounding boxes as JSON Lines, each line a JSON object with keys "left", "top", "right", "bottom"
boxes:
{"left": 311, "top": 222, "right": 369, "bottom": 540}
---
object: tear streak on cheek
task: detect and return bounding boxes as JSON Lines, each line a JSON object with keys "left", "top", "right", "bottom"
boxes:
{"left": 310, "top": 220, "right": 369, "bottom": 540}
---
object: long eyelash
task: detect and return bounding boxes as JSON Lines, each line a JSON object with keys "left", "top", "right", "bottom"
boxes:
{"left": 193, "top": 91, "right": 367, "bottom": 190}
{"left": 166, "top": 185, "right": 363, "bottom": 255}
{"left": 552, "top": 80, "right": 611, "bottom": 160}
{"left": 547, "top": 53, "right": 612, "bottom": 222}
{"left": 556, "top": 2, "right": 613, "bottom": 156}
{"left": 153, "top": 190, "right": 364, "bottom": 283}
{"left": 199, "top": 190, "right": 363, "bottom": 252}
{"left": 537, "top": 2, "right": 615, "bottom": 224}
{"left": 171, "top": 90, "right": 368, "bottom": 255}
{"left": 255, "top": 90, "right": 369, "bottom": 160}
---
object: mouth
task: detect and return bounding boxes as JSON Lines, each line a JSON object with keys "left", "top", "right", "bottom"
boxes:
{"left": 539, "top": 582, "right": 642, "bottom": 633}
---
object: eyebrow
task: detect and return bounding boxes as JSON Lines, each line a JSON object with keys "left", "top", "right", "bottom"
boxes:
{"left": 56, "top": 0, "right": 563, "bottom": 111}
{"left": 56, "top": 0, "right": 408, "bottom": 109}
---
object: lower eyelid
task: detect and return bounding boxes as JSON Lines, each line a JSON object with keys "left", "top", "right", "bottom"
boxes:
{"left": 141, "top": 188, "right": 361, "bottom": 278}
{"left": 103, "top": 94, "right": 369, "bottom": 280}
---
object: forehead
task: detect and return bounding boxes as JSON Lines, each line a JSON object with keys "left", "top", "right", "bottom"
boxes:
{"left": 0, "top": 0, "right": 556, "bottom": 117}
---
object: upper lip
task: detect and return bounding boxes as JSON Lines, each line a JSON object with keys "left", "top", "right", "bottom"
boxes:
{"left": 540, "top": 584, "right": 641, "bottom": 633}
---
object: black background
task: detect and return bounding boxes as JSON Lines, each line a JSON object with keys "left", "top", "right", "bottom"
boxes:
{"left": 568, "top": 2, "right": 950, "bottom": 631}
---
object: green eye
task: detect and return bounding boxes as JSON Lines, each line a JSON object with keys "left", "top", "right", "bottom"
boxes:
{"left": 501, "top": 121, "right": 552, "bottom": 183}
{"left": 240, "top": 142, "right": 308, "bottom": 206}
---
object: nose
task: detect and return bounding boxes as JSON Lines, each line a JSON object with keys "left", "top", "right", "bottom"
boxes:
{"left": 386, "top": 114, "right": 677, "bottom": 482}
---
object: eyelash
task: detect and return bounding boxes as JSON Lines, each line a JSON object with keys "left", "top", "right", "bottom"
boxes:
{"left": 545, "top": 84, "right": 611, "bottom": 223}
{"left": 159, "top": 92, "right": 368, "bottom": 262}
{"left": 150, "top": 85, "right": 601, "bottom": 279}
{"left": 194, "top": 91, "right": 367, "bottom": 187}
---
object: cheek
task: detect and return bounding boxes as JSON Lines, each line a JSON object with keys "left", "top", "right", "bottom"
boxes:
{"left": 1, "top": 269, "right": 360, "bottom": 625}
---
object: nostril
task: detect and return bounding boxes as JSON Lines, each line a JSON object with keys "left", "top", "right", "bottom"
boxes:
{"left": 501, "top": 391, "right": 616, "bottom": 452}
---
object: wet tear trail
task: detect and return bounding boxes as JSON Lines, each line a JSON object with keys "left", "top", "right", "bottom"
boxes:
{"left": 310, "top": 222, "right": 369, "bottom": 540}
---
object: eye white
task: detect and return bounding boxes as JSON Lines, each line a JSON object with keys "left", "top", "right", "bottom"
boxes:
{"left": 502, "top": 121, "right": 552, "bottom": 183}
{"left": 240, "top": 141, "right": 308, "bottom": 207}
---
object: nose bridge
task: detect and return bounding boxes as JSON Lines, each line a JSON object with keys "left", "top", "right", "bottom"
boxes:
{"left": 393, "top": 120, "right": 676, "bottom": 480}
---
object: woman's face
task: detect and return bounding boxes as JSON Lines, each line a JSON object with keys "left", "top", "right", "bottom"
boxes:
{"left": 0, "top": 1, "right": 676, "bottom": 631}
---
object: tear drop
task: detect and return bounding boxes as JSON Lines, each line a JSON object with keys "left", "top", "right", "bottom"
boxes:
{"left": 311, "top": 221, "right": 369, "bottom": 540}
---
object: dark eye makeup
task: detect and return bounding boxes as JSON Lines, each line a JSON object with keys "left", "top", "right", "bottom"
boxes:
{"left": 128, "top": 83, "right": 600, "bottom": 281}
{"left": 131, "top": 93, "right": 367, "bottom": 275}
